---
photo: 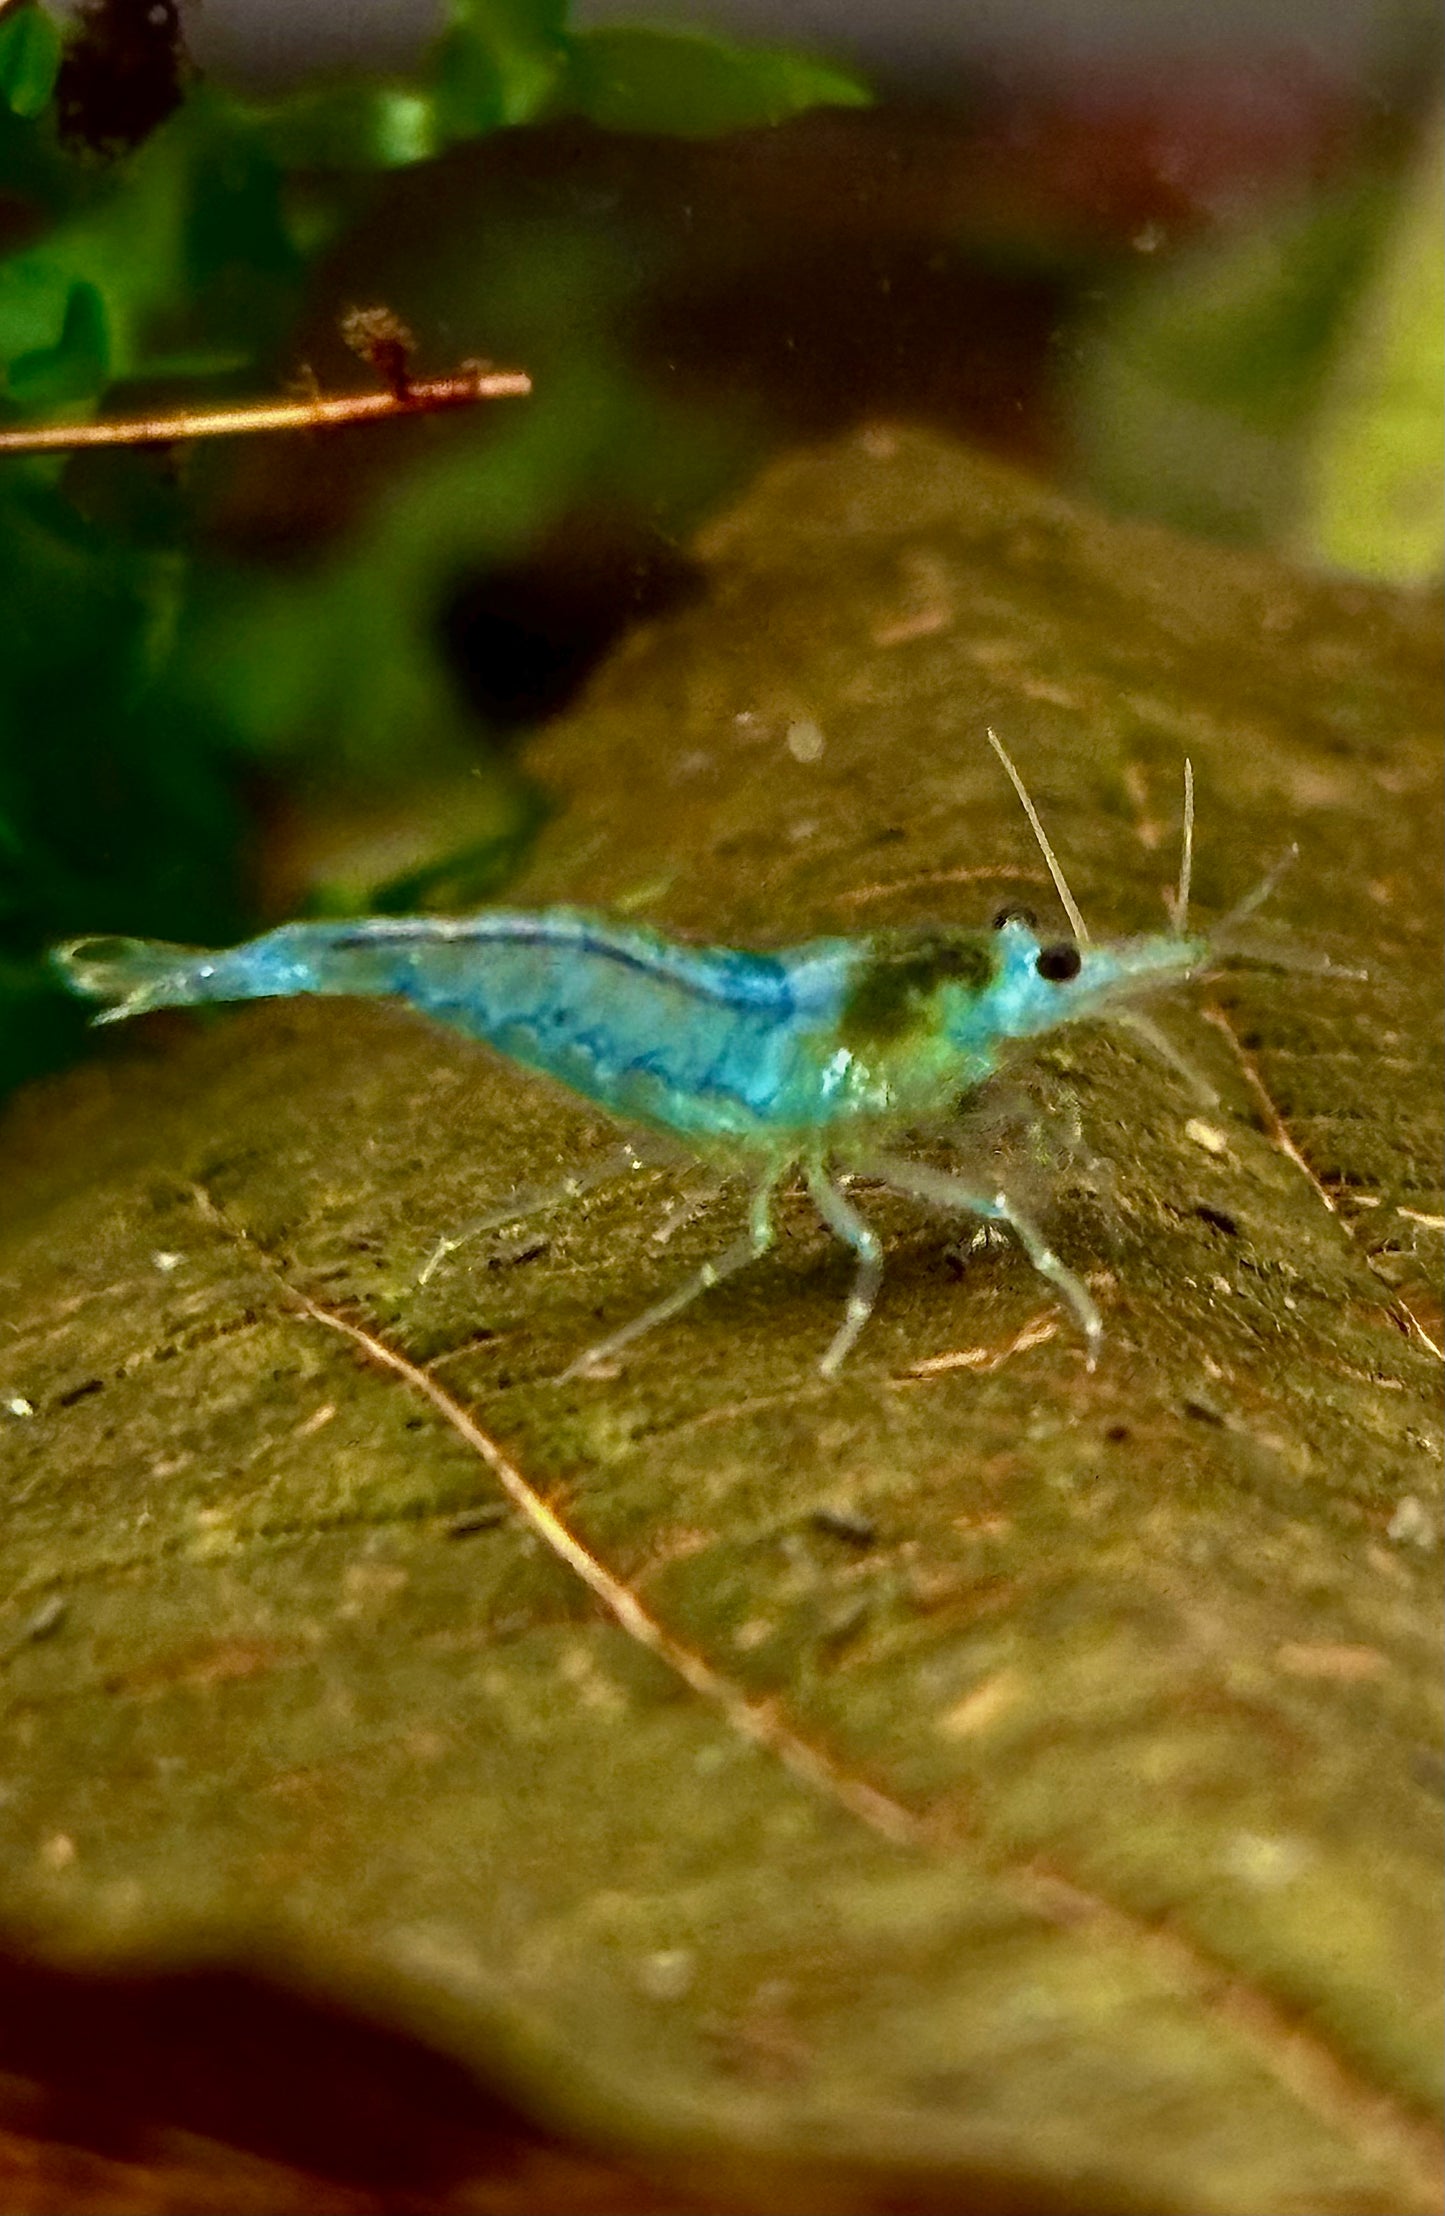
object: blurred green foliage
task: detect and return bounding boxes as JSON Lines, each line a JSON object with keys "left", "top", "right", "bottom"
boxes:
{"left": 1071, "top": 103, "right": 1445, "bottom": 583}
{"left": 0, "top": 0, "right": 867, "bottom": 1096}
{"left": 1293, "top": 104, "right": 1444, "bottom": 582}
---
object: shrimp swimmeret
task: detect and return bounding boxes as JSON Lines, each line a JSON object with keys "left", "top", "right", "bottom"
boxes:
{"left": 55, "top": 736, "right": 1286, "bottom": 1380}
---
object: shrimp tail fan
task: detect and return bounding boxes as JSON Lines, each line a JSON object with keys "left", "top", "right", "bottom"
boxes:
{"left": 52, "top": 936, "right": 221, "bottom": 1025}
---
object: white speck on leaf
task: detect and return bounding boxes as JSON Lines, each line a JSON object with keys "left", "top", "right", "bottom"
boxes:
{"left": 1224, "top": 1831, "right": 1312, "bottom": 1888}
{"left": 637, "top": 1948, "right": 695, "bottom": 2001}
{"left": 1387, "top": 1495, "right": 1436, "bottom": 1547}
{"left": 936, "top": 1671, "right": 1022, "bottom": 1739}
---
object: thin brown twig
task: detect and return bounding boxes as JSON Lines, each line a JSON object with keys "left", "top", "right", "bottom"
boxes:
{"left": 1201, "top": 1001, "right": 1338, "bottom": 1213}
{"left": 0, "top": 363, "right": 531, "bottom": 455}
{"left": 1203, "top": 1001, "right": 1444, "bottom": 1365}
{"left": 895, "top": 1311, "right": 1058, "bottom": 1382}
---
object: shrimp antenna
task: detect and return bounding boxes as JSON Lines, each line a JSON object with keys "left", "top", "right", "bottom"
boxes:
{"left": 1170, "top": 758, "right": 1195, "bottom": 935}
{"left": 1215, "top": 843, "right": 1298, "bottom": 939}
{"left": 987, "top": 730, "right": 1091, "bottom": 944}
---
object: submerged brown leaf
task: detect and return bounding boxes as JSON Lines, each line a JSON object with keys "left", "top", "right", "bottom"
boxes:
{"left": 1, "top": 428, "right": 1441, "bottom": 2215}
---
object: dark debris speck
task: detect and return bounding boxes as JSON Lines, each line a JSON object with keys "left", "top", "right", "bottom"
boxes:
{"left": 446, "top": 1505, "right": 509, "bottom": 1538}
{"left": 809, "top": 1506, "right": 877, "bottom": 1549}
{"left": 57, "top": 1378, "right": 105, "bottom": 1408}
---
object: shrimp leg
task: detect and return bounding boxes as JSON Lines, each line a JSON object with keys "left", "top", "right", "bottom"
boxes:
{"left": 862, "top": 1149, "right": 1102, "bottom": 1366}
{"left": 561, "top": 1171, "right": 780, "bottom": 1382}
{"left": 649, "top": 1175, "right": 728, "bottom": 1247}
{"left": 418, "top": 1141, "right": 665, "bottom": 1287}
{"left": 805, "top": 1164, "right": 884, "bottom": 1378}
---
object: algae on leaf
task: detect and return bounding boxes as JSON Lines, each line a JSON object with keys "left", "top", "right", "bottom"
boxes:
{"left": 1, "top": 429, "right": 1441, "bottom": 2215}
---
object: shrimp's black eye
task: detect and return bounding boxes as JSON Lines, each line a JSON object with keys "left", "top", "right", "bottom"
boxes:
{"left": 992, "top": 903, "right": 1038, "bottom": 931}
{"left": 1036, "top": 942, "right": 1082, "bottom": 982}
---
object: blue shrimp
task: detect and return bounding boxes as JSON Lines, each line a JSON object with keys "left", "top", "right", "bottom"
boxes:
{"left": 53, "top": 738, "right": 1273, "bottom": 1379}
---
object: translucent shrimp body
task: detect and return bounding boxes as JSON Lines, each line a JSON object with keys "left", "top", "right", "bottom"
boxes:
{"left": 54, "top": 746, "right": 1217, "bottom": 1378}
{"left": 56, "top": 909, "right": 1204, "bottom": 1143}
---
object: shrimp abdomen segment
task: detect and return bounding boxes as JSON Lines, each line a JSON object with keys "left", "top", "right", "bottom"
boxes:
{"left": 321, "top": 912, "right": 860, "bottom": 1136}
{"left": 56, "top": 911, "right": 858, "bottom": 1142}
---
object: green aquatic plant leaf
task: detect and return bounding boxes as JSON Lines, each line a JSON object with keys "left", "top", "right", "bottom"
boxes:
{"left": 0, "top": 3, "right": 62, "bottom": 122}
{"left": 561, "top": 25, "right": 870, "bottom": 139}
{"left": 2, "top": 430, "right": 1440, "bottom": 2214}
{"left": 430, "top": 0, "right": 573, "bottom": 139}
{"left": 243, "top": 0, "right": 869, "bottom": 171}
{"left": 0, "top": 270, "right": 108, "bottom": 408}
